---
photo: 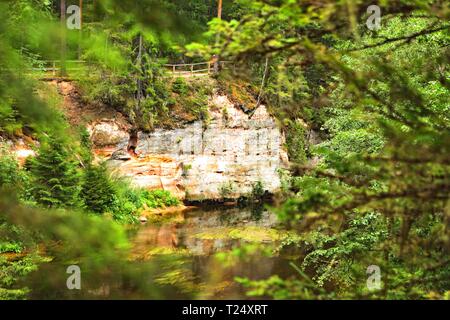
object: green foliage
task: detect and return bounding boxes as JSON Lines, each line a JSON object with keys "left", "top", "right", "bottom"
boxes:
{"left": 81, "top": 163, "right": 117, "bottom": 214}
{"left": 285, "top": 120, "right": 308, "bottom": 164}
{"left": 78, "top": 57, "right": 173, "bottom": 131}
{"left": 140, "top": 189, "right": 181, "bottom": 208}
{"left": 172, "top": 77, "right": 189, "bottom": 95}
{"left": 182, "top": 163, "right": 192, "bottom": 177}
{"left": 105, "top": 177, "right": 180, "bottom": 223}
{"left": 0, "top": 147, "right": 32, "bottom": 202}
{"left": 301, "top": 212, "right": 388, "bottom": 289}
{"left": 0, "top": 242, "right": 22, "bottom": 254}
{"left": 219, "top": 181, "right": 236, "bottom": 200}
{"left": 0, "top": 100, "right": 21, "bottom": 137}
{"left": 1, "top": 0, "right": 449, "bottom": 301}
{"left": 171, "top": 78, "right": 212, "bottom": 124}
{"left": 192, "top": 1, "right": 450, "bottom": 300}
{"left": 251, "top": 181, "right": 265, "bottom": 200}
{"left": 0, "top": 0, "right": 196, "bottom": 301}
{"left": 0, "top": 148, "right": 22, "bottom": 188}
{"left": 79, "top": 127, "right": 93, "bottom": 164}
{"left": 317, "top": 129, "right": 384, "bottom": 157}
{"left": 89, "top": 177, "right": 139, "bottom": 223}
{"left": 0, "top": 255, "right": 37, "bottom": 300}
{"left": 0, "top": 193, "right": 192, "bottom": 300}
{"left": 28, "top": 137, "right": 81, "bottom": 208}
{"left": 0, "top": 1, "right": 73, "bottom": 138}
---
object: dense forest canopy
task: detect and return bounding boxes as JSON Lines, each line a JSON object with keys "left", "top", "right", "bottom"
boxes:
{"left": 0, "top": 0, "right": 449, "bottom": 300}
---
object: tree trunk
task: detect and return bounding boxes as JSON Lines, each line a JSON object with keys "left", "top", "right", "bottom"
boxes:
{"left": 129, "top": 33, "right": 144, "bottom": 153}
{"left": 256, "top": 57, "right": 269, "bottom": 108}
{"left": 217, "top": 0, "right": 222, "bottom": 19}
{"left": 60, "top": 0, "right": 66, "bottom": 76}
{"left": 136, "top": 33, "right": 143, "bottom": 111}
{"left": 213, "top": 0, "right": 223, "bottom": 74}
{"left": 131, "top": 33, "right": 144, "bottom": 134}
{"left": 78, "top": 0, "right": 83, "bottom": 59}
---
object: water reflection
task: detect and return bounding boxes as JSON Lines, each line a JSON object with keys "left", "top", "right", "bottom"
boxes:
{"left": 132, "top": 205, "right": 280, "bottom": 256}
{"left": 26, "top": 205, "right": 295, "bottom": 299}
{"left": 129, "top": 205, "right": 293, "bottom": 299}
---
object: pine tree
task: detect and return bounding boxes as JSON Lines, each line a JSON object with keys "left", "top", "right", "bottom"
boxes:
{"left": 81, "top": 163, "right": 117, "bottom": 214}
{"left": 30, "top": 137, "right": 81, "bottom": 208}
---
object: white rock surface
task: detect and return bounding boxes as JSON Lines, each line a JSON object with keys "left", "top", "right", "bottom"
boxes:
{"left": 100, "top": 95, "right": 289, "bottom": 200}
{"left": 88, "top": 120, "right": 129, "bottom": 147}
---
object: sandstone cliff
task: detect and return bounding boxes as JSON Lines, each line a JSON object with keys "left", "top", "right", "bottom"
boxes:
{"left": 89, "top": 93, "right": 289, "bottom": 200}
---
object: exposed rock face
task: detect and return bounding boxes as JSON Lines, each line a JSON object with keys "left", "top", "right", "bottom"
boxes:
{"left": 0, "top": 137, "right": 36, "bottom": 166}
{"left": 93, "top": 95, "right": 288, "bottom": 200}
{"left": 88, "top": 120, "right": 129, "bottom": 147}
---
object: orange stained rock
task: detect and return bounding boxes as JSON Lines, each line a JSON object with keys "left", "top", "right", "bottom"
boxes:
{"left": 137, "top": 155, "right": 176, "bottom": 163}
{"left": 93, "top": 147, "right": 116, "bottom": 157}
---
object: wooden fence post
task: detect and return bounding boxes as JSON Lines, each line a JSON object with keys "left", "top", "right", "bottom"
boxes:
{"left": 191, "top": 64, "right": 194, "bottom": 76}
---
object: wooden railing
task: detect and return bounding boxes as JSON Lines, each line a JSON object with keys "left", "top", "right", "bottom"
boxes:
{"left": 163, "top": 61, "right": 230, "bottom": 77}
{"left": 30, "top": 60, "right": 230, "bottom": 78}
{"left": 31, "top": 60, "right": 86, "bottom": 76}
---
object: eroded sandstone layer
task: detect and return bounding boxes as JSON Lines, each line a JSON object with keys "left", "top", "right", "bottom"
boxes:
{"left": 90, "top": 95, "right": 289, "bottom": 200}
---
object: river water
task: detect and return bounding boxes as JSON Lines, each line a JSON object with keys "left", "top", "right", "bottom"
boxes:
{"left": 128, "top": 204, "right": 296, "bottom": 299}
{"left": 26, "top": 204, "right": 299, "bottom": 299}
